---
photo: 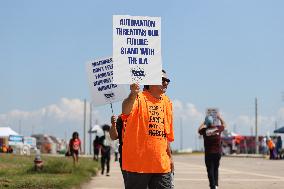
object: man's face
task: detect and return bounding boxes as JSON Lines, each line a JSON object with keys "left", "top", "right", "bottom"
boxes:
{"left": 148, "top": 72, "right": 170, "bottom": 95}
{"left": 160, "top": 72, "right": 170, "bottom": 93}
{"left": 160, "top": 76, "right": 170, "bottom": 93}
{"left": 150, "top": 75, "right": 170, "bottom": 94}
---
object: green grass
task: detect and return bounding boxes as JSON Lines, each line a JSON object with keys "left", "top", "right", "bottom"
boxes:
{"left": 0, "top": 153, "right": 99, "bottom": 189}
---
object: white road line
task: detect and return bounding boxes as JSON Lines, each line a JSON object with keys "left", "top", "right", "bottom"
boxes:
{"left": 175, "top": 171, "right": 236, "bottom": 175}
{"left": 175, "top": 161, "right": 205, "bottom": 169}
{"left": 220, "top": 168, "right": 284, "bottom": 180}
{"left": 175, "top": 178, "right": 284, "bottom": 182}
{"left": 175, "top": 161, "right": 284, "bottom": 180}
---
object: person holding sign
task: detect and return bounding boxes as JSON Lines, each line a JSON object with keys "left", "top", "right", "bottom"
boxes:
{"left": 198, "top": 113, "right": 227, "bottom": 189}
{"left": 109, "top": 84, "right": 152, "bottom": 186}
{"left": 121, "top": 70, "right": 174, "bottom": 189}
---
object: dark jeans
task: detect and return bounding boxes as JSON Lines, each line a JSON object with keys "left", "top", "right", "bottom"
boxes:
{"left": 125, "top": 171, "right": 171, "bottom": 189}
{"left": 101, "top": 147, "right": 111, "bottom": 174}
{"left": 115, "top": 152, "right": 119, "bottom": 161}
{"left": 269, "top": 148, "right": 275, "bottom": 159}
{"left": 205, "top": 153, "right": 221, "bottom": 189}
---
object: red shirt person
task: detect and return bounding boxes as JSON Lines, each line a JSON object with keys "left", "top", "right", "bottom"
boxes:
{"left": 69, "top": 131, "right": 82, "bottom": 166}
{"left": 198, "top": 113, "right": 227, "bottom": 189}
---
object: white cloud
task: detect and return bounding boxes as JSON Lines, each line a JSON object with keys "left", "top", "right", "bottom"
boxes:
{"left": 172, "top": 99, "right": 203, "bottom": 122}
{"left": 0, "top": 98, "right": 101, "bottom": 139}
{"left": 0, "top": 98, "right": 94, "bottom": 124}
{"left": 42, "top": 98, "right": 86, "bottom": 122}
{"left": 172, "top": 99, "right": 204, "bottom": 150}
{"left": 225, "top": 113, "right": 282, "bottom": 136}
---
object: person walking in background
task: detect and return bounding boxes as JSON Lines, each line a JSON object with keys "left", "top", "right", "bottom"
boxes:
{"left": 267, "top": 137, "right": 275, "bottom": 160}
{"left": 198, "top": 113, "right": 227, "bottom": 189}
{"left": 114, "top": 139, "right": 119, "bottom": 162}
{"left": 93, "top": 135, "right": 100, "bottom": 161}
{"left": 100, "top": 124, "right": 112, "bottom": 176}
{"left": 260, "top": 137, "right": 268, "bottom": 155}
{"left": 68, "top": 131, "right": 82, "bottom": 166}
{"left": 121, "top": 70, "right": 174, "bottom": 189}
{"left": 275, "top": 136, "right": 282, "bottom": 159}
{"left": 110, "top": 114, "right": 128, "bottom": 185}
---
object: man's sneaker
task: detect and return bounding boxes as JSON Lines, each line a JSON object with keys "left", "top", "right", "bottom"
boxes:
{"left": 106, "top": 173, "right": 110, "bottom": 176}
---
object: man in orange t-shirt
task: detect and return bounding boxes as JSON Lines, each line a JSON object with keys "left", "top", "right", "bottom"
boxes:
{"left": 122, "top": 71, "right": 174, "bottom": 189}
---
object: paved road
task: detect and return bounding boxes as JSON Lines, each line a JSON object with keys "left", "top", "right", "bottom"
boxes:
{"left": 81, "top": 154, "right": 284, "bottom": 189}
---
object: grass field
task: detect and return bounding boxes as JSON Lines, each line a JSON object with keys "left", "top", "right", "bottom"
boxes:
{"left": 0, "top": 153, "right": 99, "bottom": 189}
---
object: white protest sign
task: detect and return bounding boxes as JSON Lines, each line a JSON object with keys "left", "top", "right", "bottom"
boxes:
{"left": 113, "top": 15, "right": 162, "bottom": 84}
{"left": 86, "top": 57, "right": 127, "bottom": 106}
{"left": 206, "top": 108, "right": 220, "bottom": 126}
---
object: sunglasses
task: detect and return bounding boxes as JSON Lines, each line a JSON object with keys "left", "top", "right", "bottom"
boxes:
{"left": 162, "top": 77, "right": 170, "bottom": 83}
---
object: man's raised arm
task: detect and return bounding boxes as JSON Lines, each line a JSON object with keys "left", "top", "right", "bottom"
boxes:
{"left": 122, "top": 83, "right": 140, "bottom": 115}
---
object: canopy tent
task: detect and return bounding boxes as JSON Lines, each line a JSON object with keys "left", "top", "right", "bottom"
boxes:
{"left": 0, "top": 127, "right": 19, "bottom": 137}
{"left": 274, "top": 126, "right": 284, "bottom": 134}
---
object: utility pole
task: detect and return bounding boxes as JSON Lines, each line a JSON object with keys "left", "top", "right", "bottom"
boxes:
{"left": 89, "top": 103, "right": 93, "bottom": 155}
{"left": 180, "top": 117, "right": 183, "bottom": 151}
{"left": 255, "top": 97, "right": 259, "bottom": 154}
{"left": 83, "top": 99, "right": 87, "bottom": 155}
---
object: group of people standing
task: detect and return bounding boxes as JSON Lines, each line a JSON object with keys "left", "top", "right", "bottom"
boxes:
{"left": 266, "top": 136, "right": 282, "bottom": 160}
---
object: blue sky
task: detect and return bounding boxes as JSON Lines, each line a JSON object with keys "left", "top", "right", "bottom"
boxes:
{"left": 1, "top": 0, "right": 284, "bottom": 151}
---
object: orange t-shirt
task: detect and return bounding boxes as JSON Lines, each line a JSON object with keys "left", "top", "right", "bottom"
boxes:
{"left": 122, "top": 91, "right": 174, "bottom": 173}
{"left": 267, "top": 139, "right": 275, "bottom": 150}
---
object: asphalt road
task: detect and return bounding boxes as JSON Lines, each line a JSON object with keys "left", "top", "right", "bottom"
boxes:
{"left": 81, "top": 154, "right": 284, "bottom": 189}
